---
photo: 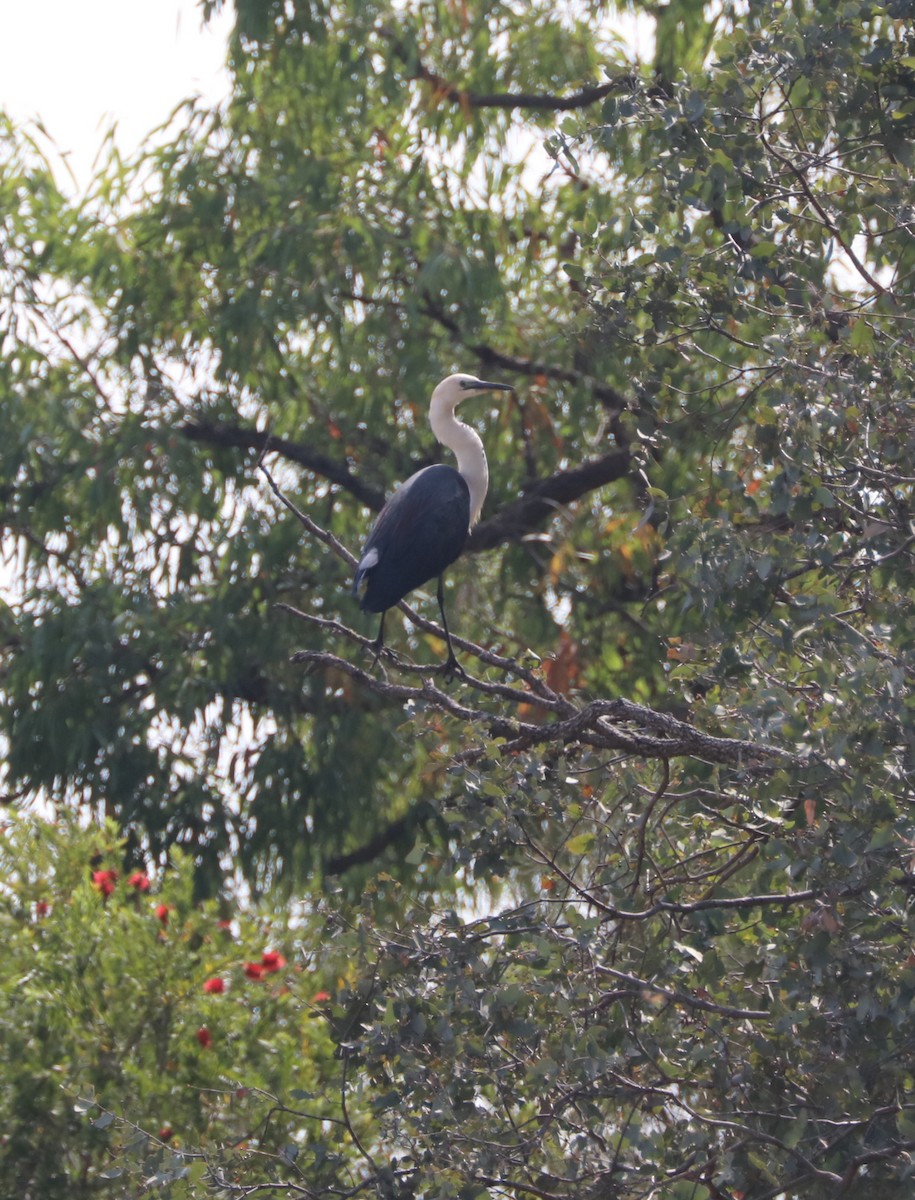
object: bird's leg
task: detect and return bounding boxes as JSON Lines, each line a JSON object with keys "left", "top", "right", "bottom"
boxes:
{"left": 436, "top": 575, "right": 466, "bottom": 680}
{"left": 370, "top": 611, "right": 386, "bottom": 665}
{"left": 369, "top": 612, "right": 403, "bottom": 671}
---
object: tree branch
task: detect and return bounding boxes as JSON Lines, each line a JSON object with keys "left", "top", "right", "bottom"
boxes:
{"left": 414, "top": 66, "right": 640, "bottom": 113}
{"left": 259, "top": 463, "right": 568, "bottom": 704}
{"left": 419, "top": 296, "right": 629, "bottom": 411}
{"left": 469, "top": 449, "right": 631, "bottom": 550}
{"left": 324, "top": 803, "right": 435, "bottom": 875}
{"left": 181, "top": 420, "right": 385, "bottom": 510}
{"left": 593, "top": 964, "right": 769, "bottom": 1020}
{"left": 186, "top": 412, "right": 630, "bottom": 548}
{"left": 759, "top": 130, "right": 889, "bottom": 299}
{"left": 277, "top": 603, "right": 570, "bottom": 711}
{"left": 291, "top": 646, "right": 796, "bottom": 771}
{"left": 335, "top": 288, "right": 630, "bottom": 411}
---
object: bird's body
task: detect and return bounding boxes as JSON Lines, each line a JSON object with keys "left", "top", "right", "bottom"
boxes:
{"left": 352, "top": 373, "right": 513, "bottom": 671}
{"left": 354, "top": 464, "right": 470, "bottom": 614}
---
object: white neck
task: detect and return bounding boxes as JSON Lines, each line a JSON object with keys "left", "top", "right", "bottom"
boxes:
{"left": 429, "top": 397, "right": 488, "bottom": 526}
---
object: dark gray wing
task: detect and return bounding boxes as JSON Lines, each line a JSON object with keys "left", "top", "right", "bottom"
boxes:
{"left": 352, "top": 465, "right": 471, "bottom": 613}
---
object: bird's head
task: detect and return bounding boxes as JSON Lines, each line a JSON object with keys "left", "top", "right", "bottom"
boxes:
{"left": 430, "top": 373, "right": 514, "bottom": 416}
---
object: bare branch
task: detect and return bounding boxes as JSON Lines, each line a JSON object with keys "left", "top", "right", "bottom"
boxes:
{"left": 339, "top": 288, "right": 629, "bottom": 409}
{"left": 259, "top": 462, "right": 360, "bottom": 566}
{"left": 291, "top": 647, "right": 796, "bottom": 772}
{"left": 324, "top": 804, "right": 434, "bottom": 875}
{"left": 340, "top": 1052, "right": 379, "bottom": 1173}
{"left": 265, "top": 469, "right": 797, "bottom": 772}
{"left": 592, "top": 964, "right": 769, "bottom": 1020}
{"left": 629, "top": 759, "right": 671, "bottom": 894}
{"left": 759, "top": 130, "right": 890, "bottom": 298}
{"left": 277, "top": 602, "right": 570, "bottom": 712}
{"left": 190, "top": 410, "right": 630, "bottom": 553}
{"left": 260, "top": 467, "right": 568, "bottom": 704}
{"left": 260, "top": 468, "right": 797, "bottom": 768}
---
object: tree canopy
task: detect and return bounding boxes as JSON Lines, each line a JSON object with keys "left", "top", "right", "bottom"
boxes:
{"left": 1, "top": 0, "right": 915, "bottom": 1195}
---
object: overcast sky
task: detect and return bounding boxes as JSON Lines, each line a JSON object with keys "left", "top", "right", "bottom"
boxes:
{"left": 0, "top": 0, "right": 233, "bottom": 191}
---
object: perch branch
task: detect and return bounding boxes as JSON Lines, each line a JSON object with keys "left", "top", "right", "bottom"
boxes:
{"left": 292, "top": 648, "right": 797, "bottom": 771}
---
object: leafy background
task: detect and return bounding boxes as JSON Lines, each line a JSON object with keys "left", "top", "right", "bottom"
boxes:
{"left": 1, "top": 0, "right": 914, "bottom": 1195}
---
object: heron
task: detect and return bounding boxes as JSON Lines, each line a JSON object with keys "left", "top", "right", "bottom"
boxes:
{"left": 352, "top": 372, "right": 513, "bottom": 673}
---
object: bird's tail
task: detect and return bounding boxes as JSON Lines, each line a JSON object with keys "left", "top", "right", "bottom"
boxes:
{"left": 351, "top": 547, "right": 378, "bottom": 608}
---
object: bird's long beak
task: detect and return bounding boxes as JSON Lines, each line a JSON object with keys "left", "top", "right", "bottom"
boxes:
{"left": 464, "top": 379, "right": 514, "bottom": 393}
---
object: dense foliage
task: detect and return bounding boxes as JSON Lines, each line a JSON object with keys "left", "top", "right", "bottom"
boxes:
{"left": 1, "top": 0, "right": 914, "bottom": 1195}
{"left": 0, "top": 814, "right": 342, "bottom": 1195}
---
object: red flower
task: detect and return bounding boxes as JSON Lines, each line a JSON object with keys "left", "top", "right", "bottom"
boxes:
{"left": 91, "top": 869, "right": 118, "bottom": 898}
{"left": 128, "top": 871, "right": 150, "bottom": 892}
{"left": 261, "top": 950, "right": 287, "bottom": 973}
{"left": 35, "top": 900, "right": 50, "bottom": 917}
{"left": 154, "top": 903, "right": 170, "bottom": 925}
{"left": 196, "top": 1027, "right": 212, "bottom": 1048}
{"left": 159, "top": 1126, "right": 174, "bottom": 1141}
{"left": 203, "top": 977, "right": 225, "bottom": 994}
{"left": 312, "top": 990, "right": 331, "bottom": 1003}
{"left": 244, "top": 962, "right": 266, "bottom": 980}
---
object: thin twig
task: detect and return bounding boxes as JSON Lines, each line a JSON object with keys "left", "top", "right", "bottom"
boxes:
{"left": 340, "top": 1052, "right": 378, "bottom": 1172}
{"left": 628, "top": 759, "right": 671, "bottom": 894}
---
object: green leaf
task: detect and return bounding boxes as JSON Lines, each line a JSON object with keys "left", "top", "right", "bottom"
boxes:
{"left": 566, "top": 832, "right": 596, "bottom": 856}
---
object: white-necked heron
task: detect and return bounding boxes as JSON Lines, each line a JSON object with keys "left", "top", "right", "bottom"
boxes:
{"left": 352, "top": 372, "right": 513, "bottom": 672}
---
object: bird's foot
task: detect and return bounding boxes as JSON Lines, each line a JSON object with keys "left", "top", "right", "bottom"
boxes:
{"left": 438, "top": 653, "right": 467, "bottom": 683}
{"left": 368, "top": 639, "right": 405, "bottom": 672}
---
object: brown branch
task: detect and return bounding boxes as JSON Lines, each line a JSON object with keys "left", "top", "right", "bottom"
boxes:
{"left": 336, "top": 288, "right": 630, "bottom": 409}
{"left": 339, "top": 1052, "right": 378, "bottom": 1172}
{"left": 260, "top": 463, "right": 568, "bottom": 704}
{"left": 291, "top": 649, "right": 520, "bottom": 730}
{"left": 629, "top": 760, "right": 671, "bottom": 894}
{"left": 759, "top": 131, "right": 889, "bottom": 298}
{"left": 181, "top": 420, "right": 385, "bottom": 510}
{"left": 324, "top": 803, "right": 435, "bottom": 875}
{"left": 186, "top": 411, "right": 630, "bottom": 549}
{"left": 522, "top": 826, "right": 830, "bottom": 924}
{"left": 277, "top": 603, "right": 571, "bottom": 712}
{"left": 291, "top": 647, "right": 796, "bottom": 772}
{"left": 469, "top": 449, "right": 631, "bottom": 550}
{"left": 265, "top": 469, "right": 799, "bottom": 773}
{"left": 414, "top": 66, "right": 640, "bottom": 113}
{"left": 258, "top": 466, "right": 360, "bottom": 568}
{"left": 419, "top": 296, "right": 629, "bottom": 411}
{"left": 593, "top": 965, "right": 769, "bottom": 1020}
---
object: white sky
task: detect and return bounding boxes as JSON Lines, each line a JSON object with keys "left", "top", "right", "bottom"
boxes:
{"left": 0, "top": 0, "right": 234, "bottom": 192}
